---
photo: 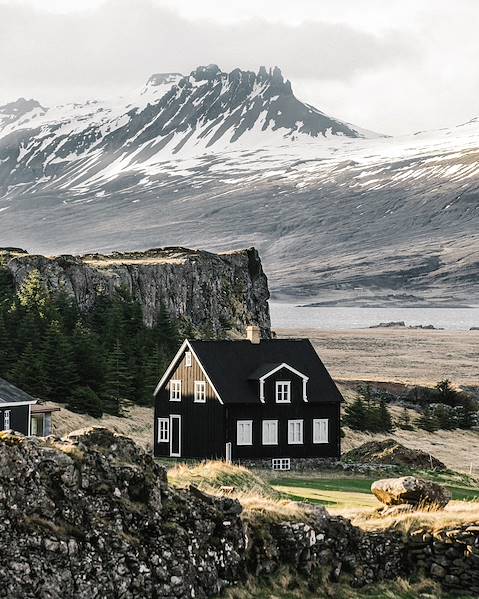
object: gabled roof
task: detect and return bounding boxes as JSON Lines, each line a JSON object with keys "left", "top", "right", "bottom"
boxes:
{"left": 180, "top": 338, "right": 342, "bottom": 404}
{"left": 0, "top": 377, "right": 38, "bottom": 405}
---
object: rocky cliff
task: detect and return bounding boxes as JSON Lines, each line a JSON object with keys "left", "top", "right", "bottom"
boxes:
{"left": 0, "top": 246, "right": 271, "bottom": 338}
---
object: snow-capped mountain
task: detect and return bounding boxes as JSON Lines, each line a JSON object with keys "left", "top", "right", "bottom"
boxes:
{"left": 0, "top": 65, "right": 478, "bottom": 305}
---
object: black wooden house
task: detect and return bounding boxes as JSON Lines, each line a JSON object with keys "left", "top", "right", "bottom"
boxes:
{"left": 153, "top": 326, "right": 342, "bottom": 469}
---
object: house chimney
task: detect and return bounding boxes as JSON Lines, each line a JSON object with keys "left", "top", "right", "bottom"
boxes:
{"left": 246, "top": 324, "right": 261, "bottom": 344}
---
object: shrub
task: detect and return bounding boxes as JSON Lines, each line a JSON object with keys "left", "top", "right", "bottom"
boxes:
{"left": 68, "top": 387, "right": 103, "bottom": 418}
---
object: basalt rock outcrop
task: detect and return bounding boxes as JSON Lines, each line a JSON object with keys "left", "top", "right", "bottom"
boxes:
{"left": 371, "top": 476, "right": 452, "bottom": 508}
{"left": 0, "top": 429, "right": 478, "bottom": 598}
{"left": 342, "top": 440, "right": 447, "bottom": 471}
{"left": 0, "top": 246, "right": 271, "bottom": 338}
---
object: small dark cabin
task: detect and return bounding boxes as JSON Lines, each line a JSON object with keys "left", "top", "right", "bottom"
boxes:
{"left": 0, "top": 377, "right": 58, "bottom": 437}
{"left": 153, "top": 326, "right": 343, "bottom": 469}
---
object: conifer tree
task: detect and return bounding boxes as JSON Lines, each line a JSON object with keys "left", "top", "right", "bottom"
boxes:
{"left": 72, "top": 322, "right": 104, "bottom": 392}
{"left": 0, "top": 314, "right": 14, "bottom": 376}
{"left": 8, "top": 343, "right": 45, "bottom": 397}
{"left": 397, "top": 407, "right": 414, "bottom": 430}
{"left": 41, "top": 320, "right": 78, "bottom": 402}
{"left": 103, "top": 339, "right": 132, "bottom": 416}
{"left": 343, "top": 395, "right": 367, "bottom": 430}
{"left": 416, "top": 406, "right": 439, "bottom": 432}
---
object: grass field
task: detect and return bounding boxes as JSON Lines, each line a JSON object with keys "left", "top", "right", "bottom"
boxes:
{"left": 271, "top": 476, "right": 479, "bottom": 510}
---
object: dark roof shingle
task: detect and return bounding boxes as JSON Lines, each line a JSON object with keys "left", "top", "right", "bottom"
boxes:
{"left": 0, "top": 377, "right": 37, "bottom": 405}
{"left": 190, "top": 339, "right": 342, "bottom": 404}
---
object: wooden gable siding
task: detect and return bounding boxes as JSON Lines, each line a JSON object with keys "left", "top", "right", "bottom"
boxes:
{"left": 153, "top": 349, "right": 225, "bottom": 459}
{"left": 0, "top": 405, "right": 30, "bottom": 435}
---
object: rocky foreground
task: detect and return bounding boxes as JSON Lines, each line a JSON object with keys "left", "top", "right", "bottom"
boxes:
{"left": 0, "top": 428, "right": 478, "bottom": 598}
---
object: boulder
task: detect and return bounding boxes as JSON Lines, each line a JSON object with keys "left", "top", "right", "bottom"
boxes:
{"left": 371, "top": 476, "right": 451, "bottom": 507}
{"left": 343, "top": 439, "right": 447, "bottom": 471}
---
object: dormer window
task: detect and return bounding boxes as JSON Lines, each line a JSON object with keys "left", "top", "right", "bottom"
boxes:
{"left": 276, "top": 381, "right": 291, "bottom": 403}
{"left": 170, "top": 380, "right": 181, "bottom": 401}
{"left": 185, "top": 351, "right": 192, "bottom": 367}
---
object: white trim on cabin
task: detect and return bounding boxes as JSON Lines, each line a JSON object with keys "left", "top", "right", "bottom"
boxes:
{"left": 236, "top": 420, "right": 253, "bottom": 446}
{"left": 258, "top": 363, "right": 309, "bottom": 402}
{"left": 0, "top": 400, "right": 38, "bottom": 408}
{"left": 194, "top": 380, "right": 206, "bottom": 403}
{"left": 153, "top": 340, "right": 224, "bottom": 405}
{"left": 275, "top": 380, "right": 291, "bottom": 403}
{"left": 169, "top": 414, "right": 181, "bottom": 457}
{"left": 313, "top": 418, "right": 329, "bottom": 444}
{"left": 157, "top": 418, "right": 169, "bottom": 442}
{"left": 288, "top": 419, "right": 304, "bottom": 445}
{"left": 169, "top": 380, "right": 182, "bottom": 402}
{"left": 262, "top": 419, "right": 278, "bottom": 445}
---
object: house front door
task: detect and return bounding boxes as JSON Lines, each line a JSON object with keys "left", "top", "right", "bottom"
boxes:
{"left": 170, "top": 415, "right": 181, "bottom": 457}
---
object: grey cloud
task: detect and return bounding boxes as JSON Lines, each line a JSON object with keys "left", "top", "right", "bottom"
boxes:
{"left": 0, "top": 0, "right": 416, "bottom": 103}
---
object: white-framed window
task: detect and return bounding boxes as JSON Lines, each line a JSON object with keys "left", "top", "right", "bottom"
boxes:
{"left": 170, "top": 380, "right": 181, "bottom": 401}
{"left": 272, "top": 458, "right": 290, "bottom": 471}
{"left": 185, "top": 351, "right": 192, "bottom": 367}
{"left": 262, "top": 420, "right": 278, "bottom": 445}
{"left": 157, "top": 418, "right": 169, "bottom": 442}
{"left": 288, "top": 420, "right": 303, "bottom": 444}
{"left": 1, "top": 410, "right": 10, "bottom": 431}
{"left": 237, "top": 420, "right": 253, "bottom": 446}
{"left": 313, "top": 419, "right": 329, "bottom": 444}
{"left": 276, "top": 381, "right": 291, "bottom": 403}
{"left": 194, "top": 380, "right": 206, "bottom": 403}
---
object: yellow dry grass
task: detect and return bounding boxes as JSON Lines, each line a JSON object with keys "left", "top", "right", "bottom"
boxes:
{"left": 342, "top": 500, "right": 479, "bottom": 533}
{"left": 168, "top": 460, "right": 309, "bottom": 523}
{"left": 278, "top": 327, "right": 479, "bottom": 387}
{"left": 48, "top": 402, "right": 154, "bottom": 451}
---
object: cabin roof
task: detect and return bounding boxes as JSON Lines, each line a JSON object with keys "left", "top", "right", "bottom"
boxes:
{"left": 188, "top": 339, "right": 342, "bottom": 404}
{"left": 0, "top": 377, "right": 38, "bottom": 405}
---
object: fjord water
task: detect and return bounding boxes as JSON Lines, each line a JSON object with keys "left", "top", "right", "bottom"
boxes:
{"left": 270, "top": 302, "right": 479, "bottom": 331}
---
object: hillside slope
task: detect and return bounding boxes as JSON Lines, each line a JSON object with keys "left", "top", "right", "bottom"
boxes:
{"left": 0, "top": 65, "right": 478, "bottom": 304}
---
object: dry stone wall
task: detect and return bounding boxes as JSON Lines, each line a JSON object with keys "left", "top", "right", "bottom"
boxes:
{"left": 0, "top": 429, "right": 478, "bottom": 598}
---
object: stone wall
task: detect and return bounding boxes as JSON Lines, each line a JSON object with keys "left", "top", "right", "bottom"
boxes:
{"left": 0, "top": 246, "right": 271, "bottom": 338}
{"left": 0, "top": 429, "right": 478, "bottom": 598}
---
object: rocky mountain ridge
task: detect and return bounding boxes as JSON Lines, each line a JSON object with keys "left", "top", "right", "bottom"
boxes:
{"left": 0, "top": 65, "right": 478, "bottom": 303}
{"left": 0, "top": 246, "right": 271, "bottom": 338}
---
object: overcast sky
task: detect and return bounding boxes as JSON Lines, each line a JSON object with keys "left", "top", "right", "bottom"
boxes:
{"left": 1, "top": 0, "right": 478, "bottom": 135}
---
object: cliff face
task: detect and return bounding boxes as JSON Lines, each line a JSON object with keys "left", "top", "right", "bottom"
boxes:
{"left": 1, "top": 246, "right": 271, "bottom": 338}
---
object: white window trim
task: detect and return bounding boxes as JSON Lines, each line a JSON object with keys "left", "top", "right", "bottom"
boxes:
{"left": 194, "top": 380, "right": 206, "bottom": 403}
{"left": 276, "top": 380, "right": 291, "bottom": 403}
{"left": 169, "top": 380, "right": 181, "bottom": 402}
{"left": 4, "top": 410, "right": 10, "bottom": 430}
{"left": 185, "top": 351, "right": 192, "bottom": 367}
{"left": 157, "top": 418, "right": 169, "bottom": 442}
{"left": 237, "top": 420, "right": 253, "bottom": 446}
{"left": 288, "top": 419, "right": 304, "bottom": 445}
{"left": 272, "top": 458, "right": 291, "bottom": 471}
{"left": 170, "top": 414, "right": 181, "bottom": 457}
{"left": 313, "top": 418, "right": 329, "bottom": 444}
{"left": 262, "top": 419, "right": 278, "bottom": 445}
{"left": 258, "top": 363, "right": 309, "bottom": 403}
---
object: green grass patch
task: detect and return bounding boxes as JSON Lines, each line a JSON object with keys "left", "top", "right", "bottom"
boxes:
{"left": 271, "top": 476, "right": 479, "bottom": 509}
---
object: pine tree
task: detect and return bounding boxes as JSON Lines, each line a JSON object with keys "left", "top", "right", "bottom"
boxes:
{"left": 0, "top": 314, "right": 14, "bottom": 376}
{"left": 8, "top": 343, "right": 45, "bottom": 397}
{"left": 142, "top": 344, "right": 169, "bottom": 405}
{"left": 157, "top": 302, "right": 180, "bottom": 353}
{"left": 102, "top": 339, "right": 132, "bottom": 416}
{"left": 397, "top": 407, "right": 414, "bottom": 430}
{"left": 455, "top": 396, "right": 478, "bottom": 430}
{"left": 72, "top": 322, "right": 104, "bottom": 392}
{"left": 18, "top": 269, "right": 51, "bottom": 318}
{"left": 68, "top": 387, "right": 103, "bottom": 418}
{"left": 41, "top": 320, "right": 78, "bottom": 402}
{"left": 432, "top": 404, "right": 456, "bottom": 430}
{"left": 343, "top": 395, "right": 367, "bottom": 430}
{"left": 416, "top": 406, "right": 439, "bottom": 432}
{"left": 376, "top": 398, "right": 394, "bottom": 433}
